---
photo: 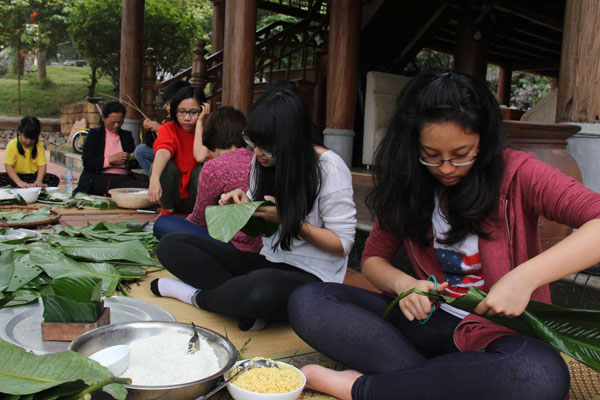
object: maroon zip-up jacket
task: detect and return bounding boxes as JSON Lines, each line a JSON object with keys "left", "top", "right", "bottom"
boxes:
{"left": 362, "top": 148, "right": 600, "bottom": 351}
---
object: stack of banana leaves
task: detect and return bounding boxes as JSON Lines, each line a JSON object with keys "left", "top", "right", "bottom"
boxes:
{"left": 0, "top": 220, "right": 160, "bottom": 309}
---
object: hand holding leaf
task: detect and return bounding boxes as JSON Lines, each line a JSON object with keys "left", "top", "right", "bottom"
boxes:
{"left": 206, "top": 201, "right": 278, "bottom": 243}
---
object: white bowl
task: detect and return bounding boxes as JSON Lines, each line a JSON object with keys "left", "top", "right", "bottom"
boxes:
{"left": 108, "top": 188, "right": 152, "bottom": 209}
{"left": 89, "top": 344, "right": 131, "bottom": 376}
{"left": 226, "top": 360, "right": 305, "bottom": 400}
{"left": 13, "top": 187, "right": 41, "bottom": 203}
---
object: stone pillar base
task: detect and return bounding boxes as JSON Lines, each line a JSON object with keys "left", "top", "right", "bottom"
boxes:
{"left": 323, "top": 128, "right": 354, "bottom": 166}
{"left": 122, "top": 118, "right": 142, "bottom": 147}
{"left": 566, "top": 123, "right": 600, "bottom": 193}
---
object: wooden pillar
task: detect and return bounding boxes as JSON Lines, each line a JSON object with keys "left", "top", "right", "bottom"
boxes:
{"left": 222, "top": 0, "right": 256, "bottom": 116}
{"left": 143, "top": 48, "right": 157, "bottom": 119}
{"left": 211, "top": 0, "right": 225, "bottom": 54}
{"left": 557, "top": 0, "right": 600, "bottom": 123}
{"left": 119, "top": 0, "right": 145, "bottom": 120}
{"left": 323, "top": 0, "right": 361, "bottom": 166}
{"left": 453, "top": 3, "right": 490, "bottom": 81}
{"left": 497, "top": 64, "right": 512, "bottom": 106}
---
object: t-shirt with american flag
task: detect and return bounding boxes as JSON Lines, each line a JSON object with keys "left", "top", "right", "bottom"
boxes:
{"left": 432, "top": 195, "right": 484, "bottom": 319}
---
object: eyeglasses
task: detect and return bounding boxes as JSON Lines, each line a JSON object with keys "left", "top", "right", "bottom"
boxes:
{"left": 176, "top": 108, "right": 201, "bottom": 117}
{"left": 418, "top": 154, "right": 478, "bottom": 167}
{"left": 241, "top": 130, "right": 273, "bottom": 158}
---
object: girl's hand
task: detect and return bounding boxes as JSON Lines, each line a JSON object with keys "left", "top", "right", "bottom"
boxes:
{"left": 219, "top": 189, "right": 249, "bottom": 205}
{"left": 253, "top": 195, "right": 279, "bottom": 223}
{"left": 397, "top": 277, "right": 449, "bottom": 321}
{"left": 20, "top": 181, "right": 33, "bottom": 188}
{"left": 474, "top": 270, "right": 535, "bottom": 317}
{"left": 143, "top": 119, "right": 161, "bottom": 132}
{"left": 148, "top": 177, "right": 162, "bottom": 203}
{"left": 33, "top": 180, "right": 44, "bottom": 188}
{"left": 199, "top": 102, "right": 210, "bottom": 125}
{"left": 108, "top": 151, "right": 129, "bottom": 165}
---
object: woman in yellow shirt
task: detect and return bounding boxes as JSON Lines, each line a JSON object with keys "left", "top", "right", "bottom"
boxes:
{"left": 0, "top": 116, "right": 59, "bottom": 188}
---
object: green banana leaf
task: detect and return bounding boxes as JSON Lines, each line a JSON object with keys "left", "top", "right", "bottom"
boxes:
{"left": 205, "top": 201, "right": 278, "bottom": 243}
{"left": 0, "top": 339, "right": 128, "bottom": 399}
{"left": 383, "top": 286, "right": 600, "bottom": 373}
{"left": 46, "top": 237, "right": 159, "bottom": 267}
{"left": 0, "top": 250, "right": 15, "bottom": 292}
{"left": 29, "top": 250, "right": 123, "bottom": 295}
{"left": 0, "top": 208, "right": 53, "bottom": 223}
{"left": 41, "top": 276, "right": 104, "bottom": 323}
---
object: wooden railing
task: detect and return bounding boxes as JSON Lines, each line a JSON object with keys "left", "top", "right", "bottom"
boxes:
{"left": 142, "top": 4, "right": 328, "bottom": 117}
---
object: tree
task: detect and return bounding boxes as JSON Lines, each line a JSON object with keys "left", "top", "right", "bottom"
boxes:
{"left": 0, "top": 0, "right": 37, "bottom": 114}
{"left": 28, "top": 0, "right": 73, "bottom": 80}
{"left": 68, "top": 0, "right": 205, "bottom": 95}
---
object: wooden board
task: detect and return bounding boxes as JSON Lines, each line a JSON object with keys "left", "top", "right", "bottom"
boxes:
{"left": 41, "top": 308, "right": 111, "bottom": 341}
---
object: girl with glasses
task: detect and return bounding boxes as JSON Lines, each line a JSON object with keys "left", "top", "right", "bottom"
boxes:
{"left": 152, "top": 87, "right": 356, "bottom": 332}
{"left": 148, "top": 86, "right": 209, "bottom": 217}
{"left": 287, "top": 69, "right": 600, "bottom": 399}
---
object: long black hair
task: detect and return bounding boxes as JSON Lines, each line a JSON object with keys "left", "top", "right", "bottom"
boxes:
{"left": 366, "top": 68, "right": 506, "bottom": 245}
{"left": 17, "top": 116, "right": 41, "bottom": 159}
{"left": 247, "top": 88, "right": 322, "bottom": 250}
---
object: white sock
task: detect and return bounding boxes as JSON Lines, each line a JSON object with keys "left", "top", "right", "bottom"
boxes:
{"left": 157, "top": 278, "right": 200, "bottom": 306}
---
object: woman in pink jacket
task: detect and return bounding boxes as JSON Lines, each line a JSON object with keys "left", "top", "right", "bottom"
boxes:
{"left": 288, "top": 68, "right": 600, "bottom": 399}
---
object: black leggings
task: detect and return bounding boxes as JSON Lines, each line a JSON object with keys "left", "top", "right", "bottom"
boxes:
{"left": 0, "top": 172, "right": 59, "bottom": 187}
{"left": 89, "top": 173, "right": 147, "bottom": 196}
{"left": 288, "top": 282, "right": 570, "bottom": 400}
{"left": 156, "top": 233, "right": 320, "bottom": 320}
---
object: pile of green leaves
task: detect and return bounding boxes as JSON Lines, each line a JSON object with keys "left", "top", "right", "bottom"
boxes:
{"left": 384, "top": 287, "right": 600, "bottom": 373}
{"left": 37, "top": 192, "right": 118, "bottom": 210}
{"left": 0, "top": 208, "right": 54, "bottom": 224}
{"left": 42, "top": 277, "right": 104, "bottom": 323}
{"left": 0, "top": 220, "right": 160, "bottom": 309}
{"left": 0, "top": 339, "right": 129, "bottom": 400}
{"left": 205, "top": 201, "right": 278, "bottom": 243}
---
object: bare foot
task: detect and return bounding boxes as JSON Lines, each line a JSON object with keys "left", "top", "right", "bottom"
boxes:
{"left": 301, "top": 364, "right": 362, "bottom": 400}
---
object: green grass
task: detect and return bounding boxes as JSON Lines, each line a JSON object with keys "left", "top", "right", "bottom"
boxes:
{"left": 0, "top": 66, "right": 114, "bottom": 118}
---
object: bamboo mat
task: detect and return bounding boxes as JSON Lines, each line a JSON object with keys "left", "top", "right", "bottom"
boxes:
{"left": 125, "top": 268, "right": 314, "bottom": 360}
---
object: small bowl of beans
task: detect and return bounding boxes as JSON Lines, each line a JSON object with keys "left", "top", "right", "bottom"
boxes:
{"left": 226, "top": 358, "right": 306, "bottom": 400}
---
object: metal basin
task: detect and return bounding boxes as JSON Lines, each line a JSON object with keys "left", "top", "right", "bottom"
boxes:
{"left": 69, "top": 321, "right": 238, "bottom": 400}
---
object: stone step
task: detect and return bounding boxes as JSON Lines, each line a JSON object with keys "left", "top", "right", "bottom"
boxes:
{"left": 50, "top": 149, "right": 83, "bottom": 172}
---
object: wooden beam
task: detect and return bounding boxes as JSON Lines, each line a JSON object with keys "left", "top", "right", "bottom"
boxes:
{"left": 493, "top": 32, "right": 561, "bottom": 55}
{"left": 492, "top": 2, "right": 563, "bottom": 33}
{"left": 119, "top": 0, "right": 145, "bottom": 120}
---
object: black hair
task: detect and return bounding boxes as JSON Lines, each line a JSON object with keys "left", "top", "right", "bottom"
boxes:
{"left": 101, "top": 100, "right": 126, "bottom": 118}
{"left": 163, "top": 80, "right": 191, "bottom": 102}
{"left": 17, "top": 115, "right": 41, "bottom": 159}
{"left": 366, "top": 68, "right": 506, "bottom": 246}
{"left": 202, "top": 106, "right": 246, "bottom": 151}
{"left": 247, "top": 88, "right": 322, "bottom": 251}
{"left": 262, "top": 80, "right": 299, "bottom": 95}
{"left": 169, "top": 86, "right": 207, "bottom": 124}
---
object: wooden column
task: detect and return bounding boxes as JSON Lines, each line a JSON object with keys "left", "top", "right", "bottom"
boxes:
{"left": 557, "top": 0, "right": 600, "bottom": 123}
{"left": 211, "top": 0, "right": 225, "bottom": 54}
{"left": 453, "top": 3, "right": 490, "bottom": 81}
{"left": 497, "top": 64, "right": 512, "bottom": 106}
{"left": 222, "top": 0, "right": 256, "bottom": 116}
{"left": 119, "top": 0, "right": 145, "bottom": 119}
{"left": 323, "top": 0, "right": 361, "bottom": 166}
{"left": 143, "top": 48, "right": 157, "bottom": 119}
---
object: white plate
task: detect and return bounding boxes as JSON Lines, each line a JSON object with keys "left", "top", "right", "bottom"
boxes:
{"left": 0, "top": 296, "right": 175, "bottom": 354}
{"left": 36, "top": 199, "right": 66, "bottom": 205}
{"left": 0, "top": 228, "right": 43, "bottom": 242}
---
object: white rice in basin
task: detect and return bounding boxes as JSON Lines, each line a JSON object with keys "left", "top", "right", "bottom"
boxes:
{"left": 121, "top": 332, "right": 220, "bottom": 386}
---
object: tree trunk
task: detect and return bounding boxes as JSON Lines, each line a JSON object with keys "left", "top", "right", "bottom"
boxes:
{"left": 88, "top": 65, "right": 98, "bottom": 97}
{"left": 37, "top": 49, "right": 47, "bottom": 80}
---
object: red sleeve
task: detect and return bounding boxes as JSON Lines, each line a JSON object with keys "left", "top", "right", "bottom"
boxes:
{"left": 153, "top": 122, "right": 177, "bottom": 155}
{"left": 361, "top": 220, "right": 403, "bottom": 266}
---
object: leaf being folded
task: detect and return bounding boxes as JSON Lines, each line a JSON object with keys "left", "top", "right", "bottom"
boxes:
{"left": 206, "top": 201, "right": 278, "bottom": 243}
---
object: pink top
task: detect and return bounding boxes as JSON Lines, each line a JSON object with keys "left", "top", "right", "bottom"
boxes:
{"left": 187, "top": 147, "right": 262, "bottom": 253}
{"left": 102, "top": 129, "right": 128, "bottom": 175}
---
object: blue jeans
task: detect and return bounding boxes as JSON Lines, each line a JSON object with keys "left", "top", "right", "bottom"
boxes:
{"left": 288, "top": 283, "right": 570, "bottom": 400}
{"left": 153, "top": 215, "right": 218, "bottom": 241}
{"left": 134, "top": 144, "right": 154, "bottom": 175}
